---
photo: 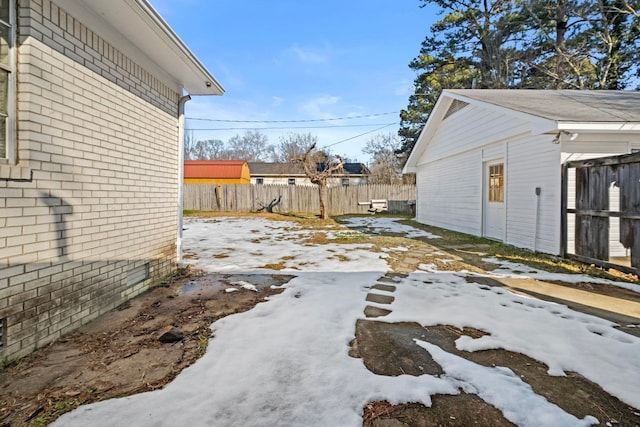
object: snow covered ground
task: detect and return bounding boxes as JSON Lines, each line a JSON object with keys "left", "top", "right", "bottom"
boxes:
{"left": 55, "top": 216, "right": 640, "bottom": 427}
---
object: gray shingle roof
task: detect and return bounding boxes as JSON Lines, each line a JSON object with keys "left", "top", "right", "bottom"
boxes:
{"left": 247, "top": 162, "right": 370, "bottom": 176}
{"left": 247, "top": 162, "right": 306, "bottom": 176}
{"left": 446, "top": 90, "right": 640, "bottom": 123}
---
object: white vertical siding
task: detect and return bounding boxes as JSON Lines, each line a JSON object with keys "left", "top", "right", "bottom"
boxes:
{"left": 505, "top": 136, "right": 562, "bottom": 254}
{"left": 414, "top": 104, "right": 531, "bottom": 238}
{"left": 416, "top": 104, "right": 531, "bottom": 166}
{"left": 413, "top": 100, "right": 640, "bottom": 258}
{"left": 416, "top": 150, "right": 483, "bottom": 235}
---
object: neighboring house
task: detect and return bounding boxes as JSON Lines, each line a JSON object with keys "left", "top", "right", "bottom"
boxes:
{"left": 0, "top": 0, "right": 223, "bottom": 359}
{"left": 403, "top": 89, "right": 640, "bottom": 257}
{"left": 184, "top": 160, "right": 250, "bottom": 184}
{"left": 248, "top": 162, "right": 370, "bottom": 186}
{"left": 341, "top": 163, "right": 371, "bottom": 186}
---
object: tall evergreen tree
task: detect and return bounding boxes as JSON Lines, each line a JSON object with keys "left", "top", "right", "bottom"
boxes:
{"left": 521, "top": 0, "right": 639, "bottom": 89}
{"left": 398, "top": 0, "right": 640, "bottom": 156}
{"left": 399, "top": 0, "right": 528, "bottom": 155}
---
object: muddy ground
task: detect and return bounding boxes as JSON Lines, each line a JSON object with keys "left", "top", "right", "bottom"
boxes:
{"left": 0, "top": 269, "right": 293, "bottom": 426}
{"left": 353, "top": 321, "right": 640, "bottom": 426}
{"left": 1, "top": 222, "right": 640, "bottom": 426}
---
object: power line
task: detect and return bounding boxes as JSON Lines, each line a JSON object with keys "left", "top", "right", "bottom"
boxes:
{"left": 186, "top": 111, "right": 399, "bottom": 123}
{"left": 321, "top": 123, "right": 396, "bottom": 149}
{"left": 186, "top": 122, "right": 397, "bottom": 131}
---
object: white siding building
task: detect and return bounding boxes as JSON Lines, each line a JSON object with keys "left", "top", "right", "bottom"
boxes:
{"left": 248, "top": 162, "right": 370, "bottom": 187}
{"left": 0, "top": 0, "right": 223, "bottom": 359}
{"left": 403, "top": 90, "right": 640, "bottom": 256}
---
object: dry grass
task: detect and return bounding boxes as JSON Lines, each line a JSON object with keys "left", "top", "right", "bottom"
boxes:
{"left": 391, "top": 218, "right": 639, "bottom": 283}
{"left": 184, "top": 210, "right": 342, "bottom": 230}
{"left": 186, "top": 211, "right": 638, "bottom": 284}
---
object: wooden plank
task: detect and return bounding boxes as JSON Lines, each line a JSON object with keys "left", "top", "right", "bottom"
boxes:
{"left": 619, "top": 163, "right": 640, "bottom": 267}
{"left": 566, "top": 209, "right": 640, "bottom": 220}
{"left": 564, "top": 154, "right": 640, "bottom": 270}
{"left": 565, "top": 151, "right": 640, "bottom": 168}
{"left": 574, "top": 165, "right": 611, "bottom": 260}
{"left": 567, "top": 253, "right": 640, "bottom": 276}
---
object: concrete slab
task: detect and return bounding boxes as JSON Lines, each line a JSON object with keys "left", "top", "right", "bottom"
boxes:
{"left": 372, "top": 284, "right": 396, "bottom": 293}
{"left": 499, "top": 277, "right": 640, "bottom": 320}
{"left": 378, "top": 274, "right": 406, "bottom": 283}
{"left": 366, "top": 293, "right": 395, "bottom": 305}
{"left": 364, "top": 306, "right": 392, "bottom": 318}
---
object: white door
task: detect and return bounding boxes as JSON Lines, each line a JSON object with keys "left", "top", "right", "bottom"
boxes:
{"left": 483, "top": 160, "right": 505, "bottom": 240}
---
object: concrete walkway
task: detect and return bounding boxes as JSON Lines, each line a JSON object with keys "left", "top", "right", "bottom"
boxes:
{"left": 499, "top": 277, "right": 640, "bottom": 319}
{"left": 383, "top": 240, "right": 640, "bottom": 335}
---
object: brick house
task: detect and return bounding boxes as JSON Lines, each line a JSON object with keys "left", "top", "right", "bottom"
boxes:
{"left": 0, "top": 0, "right": 223, "bottom": 359}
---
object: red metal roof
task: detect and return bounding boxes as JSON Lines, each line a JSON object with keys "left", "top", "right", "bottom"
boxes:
{"left": 184, "top": 160, "right": 247, "bottom": 179}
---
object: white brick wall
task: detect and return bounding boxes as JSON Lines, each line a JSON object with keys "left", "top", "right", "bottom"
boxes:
{"left": 0, "top": 0, "right": 182, "bottom": 359}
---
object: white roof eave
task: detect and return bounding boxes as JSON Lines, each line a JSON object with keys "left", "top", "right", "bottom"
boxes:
{"left": 53, "top": 0, "right": 224, "bottom": 96}
{"left": 557, "top": 122, "right": 640, "bottom": 132}
{"left": 402, "top": 95, "right": 452, "bottom": 173}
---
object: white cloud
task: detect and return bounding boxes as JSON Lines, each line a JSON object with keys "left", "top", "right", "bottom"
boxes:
{"left": 299, "top": 95, "right": 341, "bottom": 118}
{"left": 287, "top": 43, "right": 330, "bottom": 64}
{"left": 271, "top": 96, "right": 284, "bottom": 107}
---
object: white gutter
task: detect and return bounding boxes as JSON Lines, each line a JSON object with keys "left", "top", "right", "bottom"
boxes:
{"left": 133, "top": 0, "right": 224, "bottom": 95}
{"left": 177, "top": 94, "right": 191, "bottom": 264}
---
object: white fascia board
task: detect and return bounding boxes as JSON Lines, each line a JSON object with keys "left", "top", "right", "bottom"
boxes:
{"left": 557, "top": 122, "right": 640, "bottom": 132}
{"left": 53, "top": 0, "right": 224, "bottom": 96}
{"left": 402, "top": 95, "right": 452, "bottom": 173}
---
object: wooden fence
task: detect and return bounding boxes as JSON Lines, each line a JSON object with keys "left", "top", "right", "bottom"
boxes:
{"left": 562, "top": 152, "right": 640, "bottom": 275}
{"left": 183, "top": 184, "right": 417, "bottom": 215}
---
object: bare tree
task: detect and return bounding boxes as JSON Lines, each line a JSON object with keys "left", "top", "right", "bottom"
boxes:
{"left": 363, "top": 133, "right": 404, "bottom": 185}
{"left": 185, "top": 138, "right": 227, "bottom": 160}
{"left": 294, "top": 143, "right": 344, "bottom": 220}
{"left": 276, "top": 132, "right": 318, "bottom": 162}
{"left": 227, "top": 130, "right": 275, "bottom": 161}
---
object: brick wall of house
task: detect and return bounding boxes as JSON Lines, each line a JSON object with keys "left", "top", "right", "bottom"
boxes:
{"left": 0, "top": 0, "right": 182, "bottom": 359}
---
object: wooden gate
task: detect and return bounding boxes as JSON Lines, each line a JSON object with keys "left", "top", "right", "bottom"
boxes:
{"left": 562, "top": 152, "right": 640, "bottom": 275}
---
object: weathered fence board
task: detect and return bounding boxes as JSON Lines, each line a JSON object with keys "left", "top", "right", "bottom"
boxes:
{"left": 563, "top": 151, "right": 640, "bottom": 274}
{"left": 574, "top": 165, "right": 611, "bottom": 261}
{"left": 184, "top": 184, "right": 416, "bottom": 215}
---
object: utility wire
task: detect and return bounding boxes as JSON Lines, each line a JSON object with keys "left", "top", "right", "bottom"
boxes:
{"left": 187, "top": 122, "right": 396, "bottom": 131}
{"left": 186, "top": 111, "right": 399, "bottom": 123}
{"left": 321, "top": 123, "right": 396, "bottom": 149}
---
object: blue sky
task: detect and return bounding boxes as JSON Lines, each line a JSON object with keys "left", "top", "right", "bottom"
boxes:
{"left": 148, "top": 0, "right": 438, "bottom": 162}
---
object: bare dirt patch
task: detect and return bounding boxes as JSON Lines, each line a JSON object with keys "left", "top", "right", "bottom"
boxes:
{"left": 364, "top": 395, "right": 516, "bottom": 427}
{"left": 0, "top": 269, "right": 294, "bottom": 426}
{"left": 353, "top": 320, "right": 640, "bottom": 427}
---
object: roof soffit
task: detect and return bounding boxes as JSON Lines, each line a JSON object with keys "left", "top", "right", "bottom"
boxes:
{"left": 52, "top": 0, "right": 223, "bottom": 96}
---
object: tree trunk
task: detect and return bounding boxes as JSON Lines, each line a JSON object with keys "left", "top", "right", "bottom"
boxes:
{"left": 318, "top": 183, "right": 329, "bottom": 220}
